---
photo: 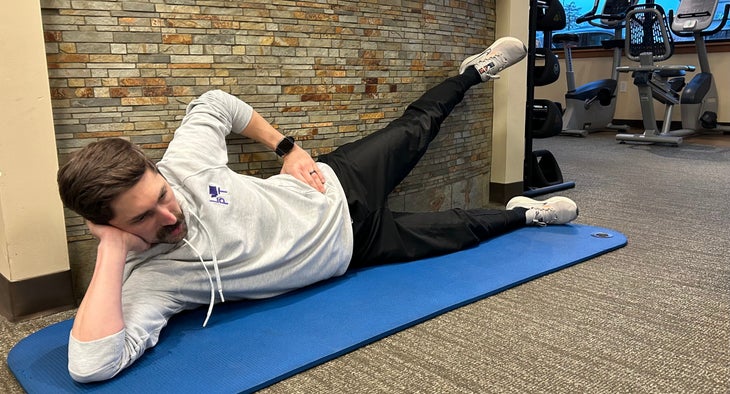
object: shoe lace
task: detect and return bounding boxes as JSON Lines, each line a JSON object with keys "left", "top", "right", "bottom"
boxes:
{"left": 482, "top": 53, "right": 509, "bottom": 79}
{"left": 531, "top": 207, "right": 557, "bottom": 226}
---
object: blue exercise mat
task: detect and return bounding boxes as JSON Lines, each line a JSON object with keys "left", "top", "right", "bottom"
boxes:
{"left": 8, "top": 224, "right": 626, "bottom": 393}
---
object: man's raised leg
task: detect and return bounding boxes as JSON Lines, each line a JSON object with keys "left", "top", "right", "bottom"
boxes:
{"left": 320, "top": 37, "right": 528, "bottom": 218}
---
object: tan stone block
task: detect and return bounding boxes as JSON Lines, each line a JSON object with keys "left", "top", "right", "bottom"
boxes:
{"left": 213, "top": 21, "right": 239, "bottom": 29}
{"left": 281, "top": 106, "right": 303, "bottom": 113}
{"left": 119, "top": 78, "right": 143, "bottom": 86}
{"left": 59, "top": 43, "right": 76, "bottom": 53}
{"left": 85, "top": 122, "right": 134, "bottom": 132}
{"left": 240, "top": 22, "right": 267, "bottom": 31}
{"left": 169, "top": 63, "right": 212, "bottom": 69}
{"left": 410, "top": 59, "right": 425, "bottom": 71}
{"left": 171, "top": 54, "right": 214, "bottom": 63}
{"left": 257, "top": 36, "right": 275, "bottom": 46}
{"left": 359, "top": 17, "right": 383, "bottom": 25}
{"left": 135, "top": 121, "right": 167, "bottom": 130}
{"left": 93, "top": 87, "right": 110, "bottom": 98}
{"left": 162, "top": 34, "right": 193, "bottom": 44}
{"left": 172, "top": 86, "right": 194, "bottom": 96}
{"left": 155, "top": 4, "right": 201, "bottom": 14}
{"left": 315, "top": 70, "right": 346, "bottom": 77}
{"left": 302, "top": 122, "right": 334, "bottom": 128}
{"left": 86, "top": 78, "right": 102, "bottom": 86}
{"left": 74, "top": 88, "right": 94, "bottom": 98}
{"left": 89, "top": 55, "right": 124, "bottom": 63}
{"left": 119, "top": 77, "right": 166, "bottom": 86}
{"left": 119, "top": 17, "right": 150, "bottom": 26}
{"left": 310, "top": 146, "right": 334, "bottom": 157}
{"left": 338, "top": 125, "right": 358, "bottom": 133}
{"left": 68, "top": 79, "right": 85, "bottom": 88}
{"left": 294, "top": 11, "right": 338, "bottom": 22}
{"left": 250, "top": 152, "right": 272, "bottom": 162}
{"left": 102, "top": 78, "right": 119, "bottom": 87}
{"left": 164, "top": 18, "right": 208, "bottom": 28}
{"left": 47, "top": 53, "right": 90, "bottom": 63}
{"left": 126, "top": 43, "right": 159, "bottom": 54}
{"left": 359, "top": 112, "right": 385, "bottom": 120}
{"left": 273, "top": 37, "right": 298, "bottom": 47}
{"left": 121, "top": 97, "right": 169, "bottom": 106}
{"left": 139, "top": 142, "right": 170, "bottom": 150}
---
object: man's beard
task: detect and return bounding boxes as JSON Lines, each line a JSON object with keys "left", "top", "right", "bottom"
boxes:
{"left": 156, "top": 210, "right": 188, "bottom": 244}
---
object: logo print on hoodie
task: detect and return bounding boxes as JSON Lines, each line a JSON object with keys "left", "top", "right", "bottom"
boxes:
{"left": 209, "top": 185, "right": 228, "bottom": 205}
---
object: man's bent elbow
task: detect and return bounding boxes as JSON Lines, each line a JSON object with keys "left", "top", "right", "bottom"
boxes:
{"left": 67, "top": 329, "right": 127, "bottom": 383}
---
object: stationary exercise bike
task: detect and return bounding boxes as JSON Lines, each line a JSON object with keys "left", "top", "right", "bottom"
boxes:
{"left": 670, "top": 0, "right": 730, "bottom": 135}
{"left": 554, "top": 0, "right": 636, "bottom": 137}
{"left": 615, "top": 3, "right": 698, "bottom": 145}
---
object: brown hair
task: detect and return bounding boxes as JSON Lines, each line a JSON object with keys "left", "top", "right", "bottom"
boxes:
{"left": 57, "top": 138, "right": 158, "bottom": 224}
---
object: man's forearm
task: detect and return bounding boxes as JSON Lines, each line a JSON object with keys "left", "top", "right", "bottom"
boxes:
{"left": 241, "top": 111, "right": 287, "bottom": 150}
{"left": 71, "top": 237, "right": 126, "bottom": 341}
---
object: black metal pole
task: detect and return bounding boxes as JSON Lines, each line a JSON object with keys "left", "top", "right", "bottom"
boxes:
{"left": 524, "top": 0, "right": 538, "bottom": 191}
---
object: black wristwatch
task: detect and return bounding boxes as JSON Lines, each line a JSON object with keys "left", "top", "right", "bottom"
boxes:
{"left": 275, "top": 136, "right": 296, "bottom": 157}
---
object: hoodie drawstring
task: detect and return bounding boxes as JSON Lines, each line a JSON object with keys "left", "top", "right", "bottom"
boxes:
{"left": 183, "top": 210, "right": 224, "bottom": 327}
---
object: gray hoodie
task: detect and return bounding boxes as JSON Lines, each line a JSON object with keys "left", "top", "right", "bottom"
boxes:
{"left": 67, "top": 90, "right": 354, "bottom": 382}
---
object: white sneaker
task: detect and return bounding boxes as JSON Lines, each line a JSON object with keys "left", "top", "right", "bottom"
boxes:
{"left": 459, "top": 37, "right": 527, "bottom": 81}
{"left": 506, "top": 196, "right": 578, "bottom": 226}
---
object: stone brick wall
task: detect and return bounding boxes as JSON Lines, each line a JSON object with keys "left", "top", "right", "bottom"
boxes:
{"left": 41, "top": 0, "right": 496, "bottom": 297}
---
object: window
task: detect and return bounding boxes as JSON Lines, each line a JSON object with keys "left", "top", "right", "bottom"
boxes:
{"left": 537, "top": 0, "right": 730, "bottom": 48}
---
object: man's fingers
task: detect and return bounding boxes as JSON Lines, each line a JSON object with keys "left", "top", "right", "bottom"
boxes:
{"left": 305, "top": 168, "right": 325, "bottom": 192}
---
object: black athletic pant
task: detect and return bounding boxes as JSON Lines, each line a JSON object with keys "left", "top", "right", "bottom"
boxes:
{"left": 318, "top": 68, "right": 526, "bottom": 269}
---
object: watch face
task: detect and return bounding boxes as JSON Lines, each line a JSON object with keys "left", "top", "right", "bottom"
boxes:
{"left": 276, "top": 136, "right": 295, "bottom": 156}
